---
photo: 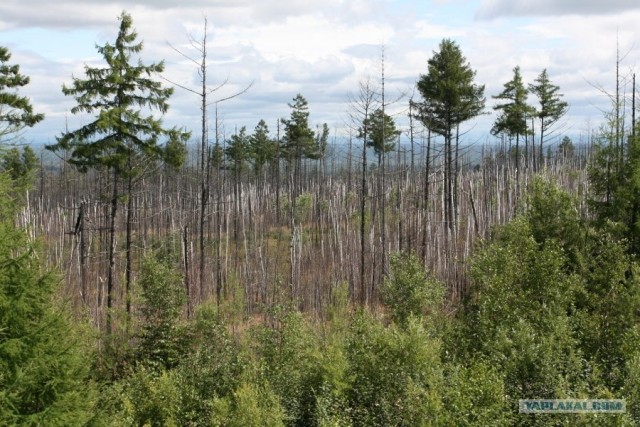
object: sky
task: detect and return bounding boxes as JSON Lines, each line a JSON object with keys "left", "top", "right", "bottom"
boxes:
{"left": 1, "top": 0, "right": 640, "bottom": 146}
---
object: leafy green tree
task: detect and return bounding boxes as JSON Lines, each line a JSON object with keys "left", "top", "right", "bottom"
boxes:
{"left": 454, "top": 178, "right": 640, "bottom": 424}
{"left": 249, "top": 119, "right": 277, "bottom": 177}
{"left": 173, "top": 304, "right": 246, "bottom": 426}
{"left": 0, "top": 174, "right": 97, "bottom": 425}
{"left": 463, "top": 217, "right": 588, "bottom": 408}
{"left": 380, "top": 252, "right": 444, "bottom": 327}
{"left": 558, "top": 135, "right": 575, "bottom": 157}
{"left": 281, "top": 94, "right": 317, "bottom": 163}
{"left": 492, "top": 66, "right": 533, "bottom": 190}
{"left": 46, "top": 11, "right": 190, "bottom": 333}
{"left": 211, "top": 383, "right": 285, "bottom": 427}
{"left": 589, "top": 120, "right": 640, "bottom": 255}
{"left": 440, "top": 362, "right": 512, "bottom": 426}
{"left": 113, "top": 367, "right": 181, "bottom": 426}
{"left": 529, "top": 69, "right": 568, "bottom": 171}
{"left": 362, "top": 108, "right": 400, "bottom": 166}
{"left": 252, "top": 308, "right": 321, "bottom": 425}
{"left": 137, "top": 252, "right": 187, "bottom": 371}
{"left": 416, "top": 39, "right": 485, "bottom": 231}
{"left": 281, "top": 94, "right": 317, "bottom": 198}
{"left": 346, "top": 312, "right": 443, "bottom": 426}
{"left": 314, "top": 122, "right": 330, "bottom": 162}
{"left": 225, "top": 126, "right": 251, "bottom": 174}
{"left": 524, "top": 177, "right": 585, "bottom": 268}
{"left": 0, "top": 46, "right": 44, "bottom": 141}
{"left": 0, "top": 145, "right": 38, "bottom": 194}
{"left": 492, "top": 66, "right": 531, "bottom": 143}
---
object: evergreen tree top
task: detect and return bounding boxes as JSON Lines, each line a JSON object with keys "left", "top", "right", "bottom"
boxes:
{"left": 0, "top": 46, "right": 44, "bottom": 140}
{"left": 416, "top": 38, "right": 485, "bottom": 139}
{"left": 47, "top": 11, "right": 189, "bottom": 176}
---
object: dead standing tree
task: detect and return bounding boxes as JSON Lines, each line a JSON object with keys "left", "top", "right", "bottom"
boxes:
{"left": 167, "top": 18, "right": 252, "bottom": 309}
{"left": 347, "top": 76, "right": 379, "bottom": 305}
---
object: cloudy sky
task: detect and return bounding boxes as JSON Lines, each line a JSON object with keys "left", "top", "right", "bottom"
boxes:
{"left": 1, "top": 0, "right": 639, "bottom": 145}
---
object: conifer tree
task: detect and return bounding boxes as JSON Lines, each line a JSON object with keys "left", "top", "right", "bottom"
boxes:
{"left": 249, "top": 119, "right": 276, "bottom": 178}
{"left": 0, "top": 46, "right": 44, "bottom": 141}
{"left": 492, "top": 66, "right": 531, "bottom": 144}
{"left": 416, "top": 39, "right": 485, "bottom": 233}
{"left": 529, "top": 69, "right": 568, "bottom": 171}
{"left": 0, "top": 174, "right": 96, "bottom": 425}
{"left": 281, "top": 94, "right": 316, "bottom": 197}
{"left": 46, "top": 11, "right": 190, "bottom": 333}
{"left": 491, "top": 66, "right": 533, "bottom": 206}
{"left": 363, "top": 108, "right": 400, "bottom": 167}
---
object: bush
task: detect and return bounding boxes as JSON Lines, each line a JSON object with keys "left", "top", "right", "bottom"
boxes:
{"left": 380, "top": 252, "right": 445, "bottom": 327}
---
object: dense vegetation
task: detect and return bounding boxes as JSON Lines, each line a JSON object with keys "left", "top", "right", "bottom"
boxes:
{"left": 2, "top": 11, "right": 640, "bottom": 426}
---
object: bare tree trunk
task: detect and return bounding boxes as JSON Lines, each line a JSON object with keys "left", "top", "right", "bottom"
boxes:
{"left": 453, "top": 124, "right": 460, "bottom": 231}
{"left": 445, "top": 132, "right": 453, "bottom": 239}
{"left": 75, "top": 200, "right": 88, "bottom": 306}
{"left": 183, "top": 225, "right": 191, "bottom": 317}
{"left": 422, "top": 128, "right": 431, "bottom": 262}
{"left": 125, "top": 173, "right": 134, "bottom": 328}
{"left": 360, "top": 131, "right": 367, "bottom": 305}
{"left": 106, "top": 170, "right": 118, "bottom": 334}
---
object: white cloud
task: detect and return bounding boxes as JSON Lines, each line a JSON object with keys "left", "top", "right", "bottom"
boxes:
{"left": 476, "top": 0, "right": 640, "bottom": 19}
{"left": 0, "top": 0, "right": 638, "bottom": 144}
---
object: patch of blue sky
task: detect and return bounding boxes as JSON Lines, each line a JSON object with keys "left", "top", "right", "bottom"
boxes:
{"left": 408, "top": 0, "right": 482, "bottom": 25}
{"left": 0, "top": 27, "right": 98, "bottom": 61}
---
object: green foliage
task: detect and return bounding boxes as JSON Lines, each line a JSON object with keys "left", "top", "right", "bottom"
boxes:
{"left": 361, "top": 108, "right": 399, "bottom": 159}
{"left": 0, "top": 46, "right": 44, "bottom": 141}
{"left": 572, "top": 234, "right": 639, "bottom": 389}
{"left": 0, "top": 174, "right": 96, "bottom": 425}
{"left": 226, "top": 126, "right": 251, "bottom": 173}
{"left": 137, "top": 252, "right": 187, "bottom": 371}
{"left": 441, "top": 362, "right": 511, "bottom": 426}
{"left": 558, "top": 135, "right": 575, "bottom": 157}
{"left": 294, "top": 192, "right": 313, "bottom": 222}
{"left": 529, "top": 68, "right": 568, "bottom": 159}
{"left": 252, "top": 307, "right": 321, "bottom": 425}
{"left": 1, "top": 145, "right": 37, "bottom": 184}
{"left": 345, "top": 311, "right": 443, "bottom": 426}
{"left": 0, "top": 145, "right": 38, "bottom": 197}
{"left": 529, "top": 69, "right": 568, "bottom": 128}
{"left": 381, "top": 252, "right": 445, "bottom": 327}
{"left": 588, "top": 122, "right": 640, "bottom": 255}
{"left": 114, "top": 367, "right": 181, "bottom": 427}
{"left": 249, "top": 119, "right": 277, "bottom": 176}
{"left": 211, "top": 383, "right": 286, "bottom": 427}
{"left": 465, "top": 218, "right": 586, "bottom": 397}
{"left": 46, "top": 11, "right": 190, "bottom": 177}
{"left": 173, "top": 305, "right": 246, "bottom": 426}
{"left": 491, "top": 66, "right": 533, "bottom": 140}
{"left": 525, "top": 177, "right": 584, "bottom": 267}
{"left": 416, "top": 38, "right": 485, "bottom": 140}
{"left": 452, "top": 178, "right": 640, "bottom": 424}
{"left": 315, "top": 122, "right": 330, "bottom": 160}
{"left": 281, "top": 94, "right": 318, "bottom": 162}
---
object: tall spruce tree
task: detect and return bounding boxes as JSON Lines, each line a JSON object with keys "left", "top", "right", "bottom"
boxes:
{"left": 281, "top": 94, "right": 316, "bottom": 197}
{"left": 492, "top": 67, "right": 531, "bottom": 143}
{"left": 0, "top": 46, "right": 44, "bottom": 142}
{"left": 491, "top": 66, "right": 533, "bottom": 206}
{"left": 363, "top": 108, "right": 400, "bottom": 167}
{"left": 0, "top": 173, "right": 96, "bottom": 425}
{"left": 46, "top": 11, "right": 189, "bottom": 333}
{"left": 416, "top": 39, "right": 485, "bottom": 234}
{"left": 529, "top": 69, "right": 568, "bottom": 171}
{"left": 249, "top": 119, "right": 276, "bottom": 178}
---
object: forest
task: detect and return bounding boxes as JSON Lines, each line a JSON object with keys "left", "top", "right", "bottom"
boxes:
{"left": 2, "top": 10, "right": 640, "bottom": 427}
